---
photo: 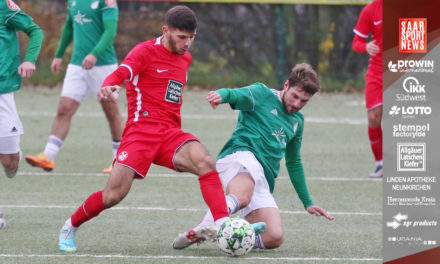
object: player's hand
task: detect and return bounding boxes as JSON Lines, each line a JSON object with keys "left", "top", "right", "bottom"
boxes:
{"left": 51, "top": 58, "right": 63, "bottom": 75}
{"left": 366, "top": 40, "right": 380, "bottom": 56}
{"left": 206, "top": 91, "right": 222, "bottom": 109}
{"left": 98, "top": 85, "right": 121, "bottom": 103}
{"left": 18, "top": 61, "right": 36, "bottom": 79}
{"left": 82, "top": 54, "right": 97, "bottom": 70}
{"left": 306, "top": 205, "right": 334, "bottom": 221}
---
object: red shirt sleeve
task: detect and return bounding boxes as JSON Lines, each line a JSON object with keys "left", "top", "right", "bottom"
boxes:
{"left": 353, "top": 3, "right": 372, "bottom": 38}
{"left": 352, "top": 34, "right": 367, "bottom": 53}
{"left": 101, "top": 66, "right": 131, "bottom": 88}
{"left": 119, "top": 42, "right": 151, "bottom": 81}
{"left": 352, "top": 3, "right": 372, "bottom": 53}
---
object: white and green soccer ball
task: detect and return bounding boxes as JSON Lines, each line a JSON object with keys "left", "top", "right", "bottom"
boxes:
{"left": 217, "top": 217, "right": 255, "bottom": 256}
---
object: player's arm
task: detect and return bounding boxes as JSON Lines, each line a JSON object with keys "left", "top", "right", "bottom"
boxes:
{"left": 82, "top": 20, "right": 117, "bottom": 69}
{"left": 98, "top": 66, "right": 129, "bottom": 103}
{"left": 207, "top": 83, "right": 264, "bottom": 111}
{"left": 90, "top": 20, "right": 117, "bottom": 59}
{"left": 352, "top": 3, "right": 374, "bottom": 55}
{"left": 52, "top": 19, "right": 73, "bottom": 74}
{"left": 5, "top": 7, "right": 43, "bottom": 79}
{"left": 19, "top": 22, "right": 43, "bottom": 79}
{"left": 285, "top": 119, "right": 334, "bottom": 220}
{"left": 98, "top": 43, "right": 148, "bottom": 102}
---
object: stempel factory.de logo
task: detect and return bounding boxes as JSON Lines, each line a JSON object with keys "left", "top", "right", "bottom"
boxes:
{"left": 399, "top": 18, "right": 427, "bottom": 53}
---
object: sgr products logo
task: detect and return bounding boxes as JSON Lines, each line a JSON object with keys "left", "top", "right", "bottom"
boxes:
{"left": 388, "top": 60, "right": 434, "bottom": 73}
{"left": 389, "top": 105, "right": 432, "bottom": 118}
{"left": 396, "top": 76, "right": 426, "bottom": 102}
{"left": 397, "top": 143, "right": 425, "bottom": 171}
{"left": 393, "top": 123, "right": 430, "bottom": 139}
{"left": 399, "top": 18, "right": 427, "bottom": 53}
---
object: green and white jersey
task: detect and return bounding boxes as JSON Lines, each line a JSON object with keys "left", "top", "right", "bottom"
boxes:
{"left": 217, "top": 83, "right": 305, "bottom": 193}
{"left": 67, "top": 0, "right": 118, "bottom": 65}
{"left": 0, "top": 0, "right": 33, "bottom": 94}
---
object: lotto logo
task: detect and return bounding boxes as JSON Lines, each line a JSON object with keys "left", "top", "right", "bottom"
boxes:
{"left": 399, "top": 18, "right": 427, "bottom": 53}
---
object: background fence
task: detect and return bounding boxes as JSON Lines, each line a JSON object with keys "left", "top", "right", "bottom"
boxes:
{"left": 18, "top": 0, "right": 371, "bottom": 91}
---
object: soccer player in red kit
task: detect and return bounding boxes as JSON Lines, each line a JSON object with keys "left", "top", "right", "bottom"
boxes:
{"left": 352, "top": 0, "right": 383, "bottom": 178}
{"left": 58, "top": 6, "right": 230, "bottom": 252}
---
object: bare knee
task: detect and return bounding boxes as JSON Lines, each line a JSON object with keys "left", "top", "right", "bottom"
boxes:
{"left": 0, "top": 153, "right": 19, "bottom": 170}
{"left": 102, "top": 189, "right": 124, "bottom": 208}
{"left": 56, "top": 101, "right": 76, "bottom": 119}
{"left": 262, "top": 231, "right": 284, "bottom": 249}
{"left": 232, "top": 191, "right": 252, "bottom": 208}
{"left": 195, "top": 154, "right": 216, "bottom": 174}
{"left": 101, "top": 101, "right": 121, "bottom": 121}
{"left": 367, "top": 107, "right": 382, "bottom": 128}
{"left": 368, "top": 115, "right": 381, "bottom": 128}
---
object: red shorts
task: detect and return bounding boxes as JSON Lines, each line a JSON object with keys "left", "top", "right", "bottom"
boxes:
{"left": 115, "top": 122, "right": 199, "bottom": 178}
{"left": 365, "top": 70, "right": 383, "bottom": 111}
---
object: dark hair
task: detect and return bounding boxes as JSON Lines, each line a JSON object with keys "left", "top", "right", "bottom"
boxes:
{"left": 287, "top": 63, "right": 320, "bottom": 95}
{"left": 166, "top": 6, "right": 197, "bottom": 32}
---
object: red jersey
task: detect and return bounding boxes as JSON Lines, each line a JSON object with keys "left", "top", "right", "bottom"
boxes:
{"left": 353, "top": 0, "right": 382, "bottom": 71}
{"left": 119, "top": 37, "right": 191, "bottom": 128}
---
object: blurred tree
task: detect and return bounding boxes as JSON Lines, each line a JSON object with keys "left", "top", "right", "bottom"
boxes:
{"left": 19, "top": 1, "right": 368, "bottom": 91}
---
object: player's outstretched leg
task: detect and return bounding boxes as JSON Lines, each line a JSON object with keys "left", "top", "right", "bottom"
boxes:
{"left": 251, "top": 222, "right": 266, "bottom": 236}
{"left": 172, "top": 225, "right": 219, "bottom": 249}
{"left": 59, "top": 220, "right": 78, "bottom": 252}
{"left": 25, "top": 152, "right": 55, "bottom": 172}
{"left": 172, "top": 221, "right": 266, "bottom": 250}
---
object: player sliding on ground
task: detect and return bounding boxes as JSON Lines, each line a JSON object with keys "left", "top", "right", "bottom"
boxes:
{"left": 58, "top": 6, "right": 237, "bottom": 253}
{"left": 173, "top": 63, "right": 334, "bottom": 250}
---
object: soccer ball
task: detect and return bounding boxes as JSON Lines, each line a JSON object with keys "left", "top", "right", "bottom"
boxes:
{"left": 217, "top": 217, "right": 255, "bottom": 256}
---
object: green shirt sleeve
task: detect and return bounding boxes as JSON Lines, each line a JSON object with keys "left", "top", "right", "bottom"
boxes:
{"left": 285, "top": 115, "right": 314, "bottom": 209}
{"left": 55, "top": 19, "right": 73, "bottom": 58}
{"left": 3, "top": 5, "right": 42, "bottom": 63}
{"left": 22, "top": 22, "right": 43, "bottom": 63}
{"left": 91, "top": 20, "right": 117, "bottom": 58}
{"left": 216, "top": 83, "right": 267, "bottom": 111}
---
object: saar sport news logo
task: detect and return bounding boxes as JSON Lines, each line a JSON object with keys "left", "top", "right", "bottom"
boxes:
{"left": 395, "top": 76, "right": 426, "bottom": 102}
{"left": 388, "top": 60, "right": 434, "bottom": 73}
{"left": 399, "top": 18, "right": 427, "bottom": 53}
{"left": 389, "top": 105, "right": 432, "bottom": 118}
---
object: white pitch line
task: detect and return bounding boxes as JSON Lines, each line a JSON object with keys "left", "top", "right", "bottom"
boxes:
{"left": 0, "top": 254, "right": 382, "bottom": 262}
{"left": 19, "top": 111, "right": 366, "bottom": 125}
{"left": 0, "top": 204, "right": 381, "bottom": 216}
{"left": 17, "top": 171, "right": 381, "bottom": 182}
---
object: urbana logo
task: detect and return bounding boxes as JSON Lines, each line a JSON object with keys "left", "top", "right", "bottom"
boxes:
{"left": 396, "top": 77, "right": 426, "bottom": 102}
{"left": 388, "top": 60, "right": 434, "bottom": 73}
{"left": 389, "top": 105, "right": 432, "bottom": 118}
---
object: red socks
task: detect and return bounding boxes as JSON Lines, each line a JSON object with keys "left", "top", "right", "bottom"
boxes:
{"left": 71, "top": 190, "right": 107, "bottom": 228}
{"left": 70, "top": 172, "right": 228, "bottom": 227}
{"left": 198, "top": 171, "right": 229, "bottom": 221}
{"left": 368, "top": 126, "right": 383, "bottom": 161}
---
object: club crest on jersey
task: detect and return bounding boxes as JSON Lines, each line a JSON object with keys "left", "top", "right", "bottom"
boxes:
{"left": 91, "top": 1, "right": 99, "bottom": 9}
{"left": 105, "top": 0, "right": 116, "bottom": 7}
{"left": 7, "top": 0, "right": 19, "bottom": 11}
{"left": 118, "top": 151, "right": 128, "bottom": 161}
{"left": 165, "top": 80, "right": 183, "bottom": 104}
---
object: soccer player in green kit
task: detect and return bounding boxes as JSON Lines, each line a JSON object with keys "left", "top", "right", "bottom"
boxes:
{"left": 173, "top": 63, "right": 334, "bottom": 250}
{"left": 0, "top": 0, "right": 43, "bottom": 227}
{"left": 25, "top": 0, "right": 123, "bottom": 173}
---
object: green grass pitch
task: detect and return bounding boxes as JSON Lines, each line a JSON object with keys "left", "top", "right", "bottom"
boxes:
{"left": 0, "top": 87, "right": 381, "bottom": 264}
